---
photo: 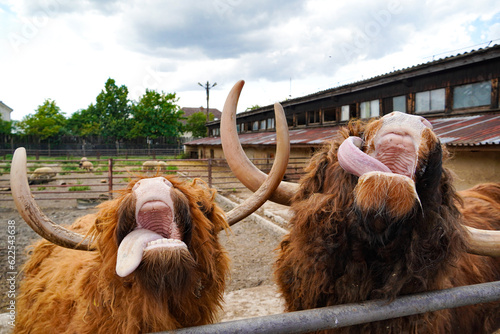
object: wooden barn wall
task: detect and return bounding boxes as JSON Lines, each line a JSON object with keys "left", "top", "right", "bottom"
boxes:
{"left": 207, "top": 55, "right": 500, "bottom": 134}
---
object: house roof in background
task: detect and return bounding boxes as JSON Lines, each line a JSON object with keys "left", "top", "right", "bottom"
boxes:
{"left": 181, "top": 107, "right": 222, "bottom": 120}
{"left": 0, "top": 101, "right": 13, "bottom": 112}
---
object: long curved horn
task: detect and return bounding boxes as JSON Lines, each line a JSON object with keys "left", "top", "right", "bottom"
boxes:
{"left": 10, "top": 148, "right": 95, "bottom": 251}
{"left": 221, "top": 80, "right": 299, "bottom": 206}
{"left": 225, "top": 101, "right": 290, "bottom": 225}
{"left": 465, "top": 226, "right": 500, "bottom": 257}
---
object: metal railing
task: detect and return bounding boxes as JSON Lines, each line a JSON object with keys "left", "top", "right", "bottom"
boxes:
{"left": 162, "top": 281, "right": 500, "bottom": 334}
{"left": 158, "top": 281, "right": 500, "bottom": 334}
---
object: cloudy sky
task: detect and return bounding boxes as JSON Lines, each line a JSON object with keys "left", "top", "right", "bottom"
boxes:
{"left": 1, "top": 0, "right": 500, "bottom": 121}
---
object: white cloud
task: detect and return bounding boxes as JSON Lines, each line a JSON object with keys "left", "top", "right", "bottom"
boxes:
{"left": 487, "top": 22, "right": 500, "bottom": 41}
{"left": 1, "top": 0, "right": 499, "bottom": 121}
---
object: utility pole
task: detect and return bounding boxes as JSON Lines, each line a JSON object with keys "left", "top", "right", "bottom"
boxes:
{"left": 198, "top": 81, "right": 217, "bottom": 136}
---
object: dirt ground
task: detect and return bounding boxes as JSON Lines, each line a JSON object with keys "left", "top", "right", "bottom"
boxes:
{"left": 0, "top": 190, "right": 292, "bottom": 321}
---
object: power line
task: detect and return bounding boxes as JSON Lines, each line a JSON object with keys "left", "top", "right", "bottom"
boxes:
{"left": 423, "top": 38, "right": 500, "bottom": 60}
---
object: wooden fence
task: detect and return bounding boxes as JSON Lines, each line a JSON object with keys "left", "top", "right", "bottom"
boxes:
{"left": 0, "top": 157, "right": 309, "bottom": 205}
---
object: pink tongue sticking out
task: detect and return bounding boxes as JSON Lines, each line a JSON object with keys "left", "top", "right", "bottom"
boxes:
{"left": 116, "top": 229, "right": 187, "bottom": 277}
{"left": 116, "top": 229, "right": 164, "bottom": 277}
{"left": 338, "top": 136, "right": 392, "bottom": 176}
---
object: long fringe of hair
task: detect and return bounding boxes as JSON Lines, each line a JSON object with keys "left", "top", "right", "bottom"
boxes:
{"left": 15, "top": 175, "right": 230, "bottom": 334}
{"left": 275, "top": 120, "right": 500, "bottom": 333}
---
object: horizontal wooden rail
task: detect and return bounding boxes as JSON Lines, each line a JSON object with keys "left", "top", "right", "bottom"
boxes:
{"left": 1, "top": 156, "right": 308, "bottom": 202}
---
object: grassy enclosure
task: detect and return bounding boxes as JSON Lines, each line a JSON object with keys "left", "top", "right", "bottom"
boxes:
{"left": 1, "top": 153, "right": 309, "bottom": 206}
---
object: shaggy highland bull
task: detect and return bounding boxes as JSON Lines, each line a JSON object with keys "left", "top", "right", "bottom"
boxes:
{"left": 10, "top": 90, "right": 290, "bottom": 333}
{"left": 222, "top": 81, "right": 500, "bottom": 333}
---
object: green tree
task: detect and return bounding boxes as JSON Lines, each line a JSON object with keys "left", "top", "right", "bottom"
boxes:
{"left": 0, "top": 119, "right": 13, "bottom": 136}
{"left": 94, "top": 78, "right": 132, "bottom": 141}
{"left": 67, "top": 105, "right": 101, "bottom": 138}
{"left": 185, "top": 111, "right": 214, "bottom": 138}
{"left": 0, "top": 119, "right": 13, "bottom": 145}
{"left": 245, "top": 105, "right": 262, "bottom": 111}
{"left": 130, "top": 89, "right": 184, "bottom": 140}
{"left": 18, "top": 99, "right": 66, "bottom": 143}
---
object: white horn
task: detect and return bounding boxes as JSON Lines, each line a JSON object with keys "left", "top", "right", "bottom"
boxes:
{"left": 10, "top": 148, "right": 94, "bottom": 250}
{"left": 221, "top": 80, "right": 298, "bottom": 206}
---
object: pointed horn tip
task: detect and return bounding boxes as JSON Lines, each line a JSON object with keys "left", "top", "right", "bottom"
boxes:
{"left": 230, "top": 80, "right": 245, "bottom": 92}
{"left": 234, "top": 80, "right": 245, "bottom": 93}
{"left": 13, "top": 147, "right": 26, "bottom": 162}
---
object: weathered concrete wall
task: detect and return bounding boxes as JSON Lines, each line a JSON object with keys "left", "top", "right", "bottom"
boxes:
{"left": 445, "top": 150, "right": 500, "bottom": 191}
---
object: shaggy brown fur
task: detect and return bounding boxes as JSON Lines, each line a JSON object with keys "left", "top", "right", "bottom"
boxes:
{"left": 14, "top": 176, "right": 230, "bottom": 333}
{"left": 275, "top": 119, "right": 500, "bottom": 334}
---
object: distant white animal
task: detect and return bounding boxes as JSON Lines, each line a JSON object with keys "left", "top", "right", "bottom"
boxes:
{"left": 79, "top": 158, "right": 93, "bottom": 171}
{"left": 142, "top": 160, "right": 168, "bottom": 172}
{"left": 29, "top": 167, "right": 56, "bottom": 184}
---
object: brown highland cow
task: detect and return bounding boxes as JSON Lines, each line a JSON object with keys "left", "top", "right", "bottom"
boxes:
{"left": 221, "top": 81, "right": 500, "bottom": 333}
{"left": 10, "top": 85, "right": 290, "bottom": 333}
{"left": 15, "top": 176, "right": 230, "bottom": 333}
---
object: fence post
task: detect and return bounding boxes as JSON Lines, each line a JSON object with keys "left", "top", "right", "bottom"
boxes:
{"left": 108, "top": 158, "right": 113, "bottom": 199}
{"left": 207, "top": 158, "right": 212, "bottom": 188}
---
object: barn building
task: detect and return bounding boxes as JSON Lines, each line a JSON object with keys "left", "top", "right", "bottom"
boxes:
{"left": 185, "top": 45, "right": 500, "bottom": 190}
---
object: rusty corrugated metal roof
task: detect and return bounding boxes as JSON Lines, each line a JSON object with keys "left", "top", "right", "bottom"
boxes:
{"left": 186, "top": 114, "right": 500, "bottom": 148}
{"left": 185, "top": 126, "right": 343, "bottom": 147}
{"left": 431, "top": 114, "right": 500, "bottom": 146}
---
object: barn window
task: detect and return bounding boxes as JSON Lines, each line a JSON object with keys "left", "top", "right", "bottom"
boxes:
{"left": 260, "top": 119, "right": 266, "bottom": 130}
{"left": 286, "top": 113, "right": 293, "bottom": 127}
{"left": 252, "top": 121, "right": 259, "bottom": 131}
{"left": 295, "top": 113, "right": 306, "bottom": 126}
{"left": 393, "top": 95, "right": 406, "bottom": 113}
{"left": 308, "top": 110, "right": 320, "bottom": 124}
{"left": 416, "top": 88, "right": 445, "bottom": 113}
{"left": 453, "top": 81, "right": 491, "bottom": 109}
{"left": 341, "top": 105, "right": 350, "bottom": 121}
{"left": 360, "top": 100, "right": 380, "bottom": 118}
{"left": 267, "top": 118, "right": 275, "bottom": 129}
{"left": 323, "top": 107, "right": 336, "bottom": 122}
